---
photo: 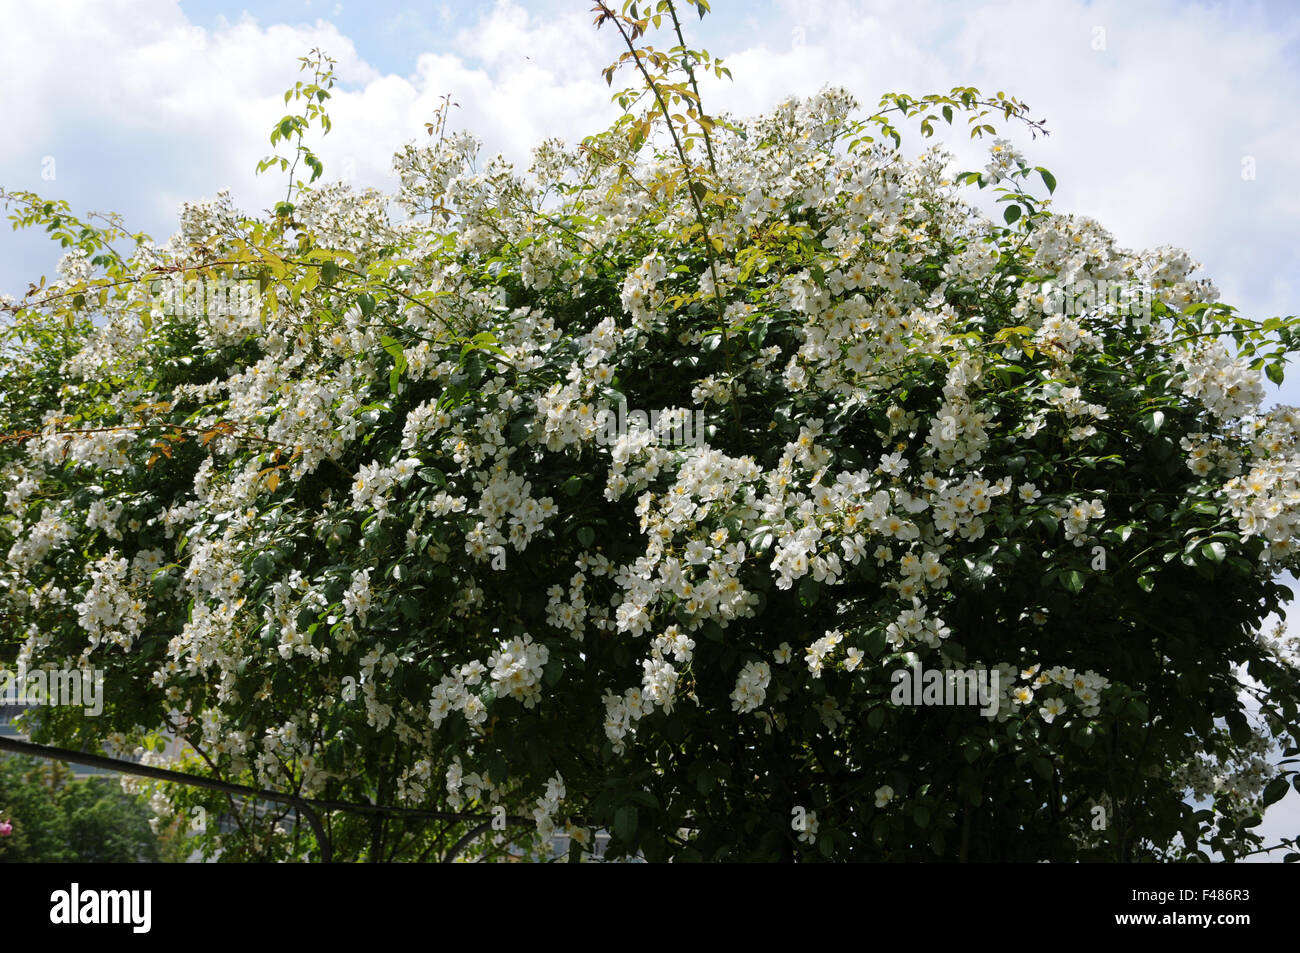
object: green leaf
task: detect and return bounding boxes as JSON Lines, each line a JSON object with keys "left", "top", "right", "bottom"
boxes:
{"left": 1262, "top": 777, "right": 1289, "bottom": 807}
{"left": 1267, "top": 362, "right": 1285, "bottom": 385}
{"left": 965, "top": 559, "right": 995, "bottom": 588}
{"left": 1037, "top": 167, "right": 1057, "bottom": 194}
{"left": 1003, "top": 204, "right": 1021, "bottom": 225}
{"left": 577, "top": 526, "right": 596, "bottom": 549}
{"left": 625, "top": 790, "right": 659, "bottom": 810}
{"left": 613, "top": 805, "right": 638, "bottom": 843}
{"left": 381, "top": 335, "right": 407, "bottom": 393}
{"left": 1226, "top": 710, "right": 1252, "bottom": 746}
{"left": 1061, "top": 569, "right": 1085, "bottom": 594}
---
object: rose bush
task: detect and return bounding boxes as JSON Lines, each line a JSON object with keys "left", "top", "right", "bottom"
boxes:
{"left": 2, "top": 1, "right": 1299, "bottom": 861}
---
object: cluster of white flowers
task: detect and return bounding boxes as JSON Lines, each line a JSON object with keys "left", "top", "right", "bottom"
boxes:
{"left": 6, "top": 506, "right": 73, "bottom": 572}
{"left": 1056, "top": 497, "right": 1106, "bottom": 547}
{"left": 884, "top": 601, "right": 951, "bottom": 649}
{"left": 75, "top": 551, "right": 145, "bottom": 650}
{"left": 351, "top": 457, "right": 421, "bottom": 516}
{"left": 342, "top": 568, "right": 372, "bottom": 625}
{"left": 1172, "top": 722, "right": 1277, "bottom": 816}
{"left": 1008, "top": 663, "right": 1111, "bottom": 719}
{"left": 533, "top": 773, "right": 566, "bottom": 840}
{"left": 601, "top": 678, "right": 675, "bottom": 755}
{"left": 488, "top": 633, "right": 550, "bottom": 709}
{"left": 1223, "top": 458, "right": 1300, "bottom": 566}
{"left": 429, "top": 662, "right": 488, "bottom": 730}
{"left": 1180, "top": 432, "right": 1240, "bottom": 479}
{"left": 925, "top": 398, "right": 993, "bottom": 468}
{"left": 2, "top": 465, "right": 39, "bottom": 517}
{"left": 730, "top": 659, "right": 771, "bottom": 713}
{"left": 1041, "top": 383, "right": 1110, "bottom": 443}
{"left": 620, "top": 254, "right": 668, "bottom": 329}
{"left": 1033, "top": 314, "right": 1103, "bottom": 366}
{"left": 28, "top": 427, "right": 131, "bottom": 472}
{"left": 443, "top": 756, "right": 502, "bottom": 812}
{"left": 927, "top": 472, "right": 1011, "bottom": 543}
{"left": 983, "top": 138, "right": 1025, "bottom": 183}
{"left": 295, "top": 181, "right": 391, "bottom": 254}
{"left": 804, "top": 630, "right": 844, "bottom": 678}
{"left": 1176, "top": 340, "right": 1265, "bottom": 422}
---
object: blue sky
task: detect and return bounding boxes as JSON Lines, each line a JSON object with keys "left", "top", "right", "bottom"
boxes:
{"left": 1, "top": 0, "right": 1297, "bottom": 857}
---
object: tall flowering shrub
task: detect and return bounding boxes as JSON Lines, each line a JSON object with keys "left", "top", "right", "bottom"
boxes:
{"left": 2, "top": 2, "right": 1299, "bottom": 861}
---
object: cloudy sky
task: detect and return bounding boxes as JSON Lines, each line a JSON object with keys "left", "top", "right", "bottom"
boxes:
{"left": 1, "top": 0, "right": 1297, "bottom": 856}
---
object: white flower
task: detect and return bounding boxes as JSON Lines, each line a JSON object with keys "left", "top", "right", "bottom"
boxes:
{"left": 797, "top": 809, "right": 819, "bottom": 845}
{"left": 1038, "top": 696, "right": 1067, "bottom": 723}
{"left": 730, "top": 660, "right": 772, "bottom": 714}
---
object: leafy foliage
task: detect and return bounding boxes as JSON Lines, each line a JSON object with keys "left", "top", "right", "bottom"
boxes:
{"left": 0, "top": 754, "right": 167, "bottom": 862}
{"left": 1, "top": 0, "right": 1298, "bottom": 862}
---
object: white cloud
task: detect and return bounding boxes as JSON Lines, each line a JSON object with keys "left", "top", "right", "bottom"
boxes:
{"left": 7, "top": 0, "right": 1296, "bottom": 346}
{"left": 1, "top": 0, "right": 1299, "bottom": 859}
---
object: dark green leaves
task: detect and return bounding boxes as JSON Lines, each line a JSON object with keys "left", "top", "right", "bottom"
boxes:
{"left": 417, "top": 467, "right": 446, "bottom": 487}
{"left": 380, "top": 335, "right": 407, "bottom": 394}
{"left": 1140, "top": 410, "right": 1166, "bottom": 434}
{"left": 1262, "top": 777, "right": 1290, "bottom": 808}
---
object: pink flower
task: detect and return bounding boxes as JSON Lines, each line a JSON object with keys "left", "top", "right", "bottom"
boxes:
{"left": 0, "top": 821, "right": 12, "bottom": 836}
